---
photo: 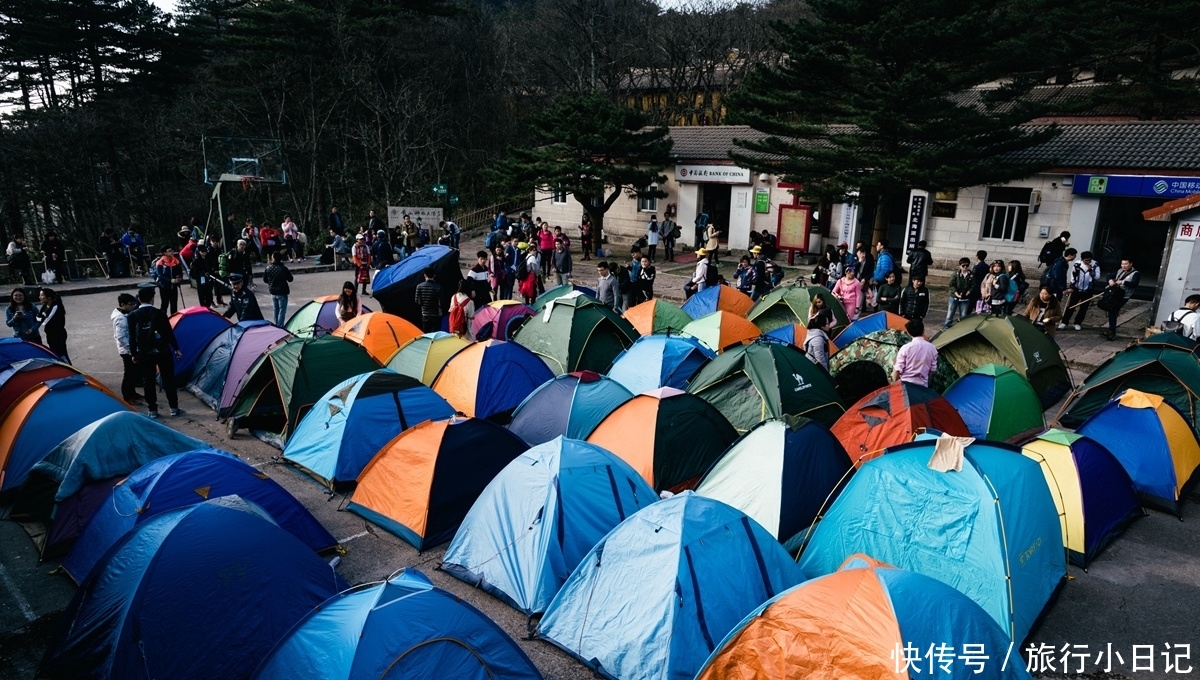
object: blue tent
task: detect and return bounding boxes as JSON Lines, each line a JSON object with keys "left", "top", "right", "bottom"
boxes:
{"left": 695, "top": 416, "right": 852, "bottom": 551}
{"left": 64, "top": 449, "right": 337, "bottom": 583}
{"left": 370, "top": 245, "right": 462, "bottom": 325}
{"left": 13, "top": 411, "right": 206, "bottom": 557}
{"left": 432, "top": 340, "right": 555, "bottom": 423}
{"left": 283, "top": 369, "right": 455, "bottom": 487}
{"left": 508, "top": 372, "right": 633, "bottom": 446}
{"left": 0, "top": 376, "right": 128, "bottom": 493}
{"left": 186, "top": 320, "right": 292, "bottom": 412}
{"left": 170, "top": 308, "right": 233, "bottom": 381}
{"left": 443, "top": 437, "right": 657, "bottom": 614}
{"left": 798, "top": 437, "right": 1065, "bottom": 644}
{"left": 538, "top": 492, "right": 804, "bottom": 680}
{"left": 254, "top": 568, "right": 542, "bottom": 680}
{"left": 39, "top": 496, "right": 347, "bottom": 680}
{"left": 606, "top": 334, "right": 714, "bottom": 394}
{"left": 0, "top": 336, "right": 58, "bottom": 366}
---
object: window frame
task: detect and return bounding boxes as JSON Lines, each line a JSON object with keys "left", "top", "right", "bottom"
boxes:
{"left": 551, "top": 187, "right": 569, "bottom": 205}
{"left": 637, "top": 186, "right": 659, "bottom": 213}
{"left": 980, "top": 187, "right": 1031, "bottom": 242}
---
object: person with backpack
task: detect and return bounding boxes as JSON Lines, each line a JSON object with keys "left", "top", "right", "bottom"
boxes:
{"left": 751, "top": 246, "right": 772, "bottom": 301}
{"left": 152, "top": 245, "right": 184, "bottom": 315}
{"left": 1060, "top": 251, "right": 1099, "bottom": 331}
{"left": 1101, "top": 258, "right": 1140, "bottom": 340}
{"left": 111, "top": 293, "right": 142, "bottom": 405}
{"left": 1038, "top": 231, "right": 1071, "bottom": 269}
{"left": 127, "top": 286, "right": 183, "bottom": 418}
{"left": 969, "top": 250, "right": 990, "bottom": 315}
{"left": 983, "top": 260, "right": 1010, "bottom": 316}
{"left": 262, "top": 251, "right": 294, "bottom": 327}
{"left": 448, "top": 280, "right": 475, "bottom": 339}
{"left": 1005, "top": 260, "right": 1028, "bottom": 314}
{"left": 645, "top": 215, "right": 660, "bottom": 263}
{"left": 517, "top": 243, "right": 539, "bottom": 305}
{"left": 735, "top": 256, "right": 755, "bottom": 296}
{"left": 1044, "top": 248, "right": 1075, "bottom": 301}
{"left": 1162, "top": 295, "right": 1200, "bottom": 340}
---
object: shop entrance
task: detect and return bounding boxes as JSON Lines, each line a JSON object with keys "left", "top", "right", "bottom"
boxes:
{"left": 1095, "top": 197, "right": 1171, "bottom": 300}
{"left": 698, "top": 184, "right": 732, "bottom": 244}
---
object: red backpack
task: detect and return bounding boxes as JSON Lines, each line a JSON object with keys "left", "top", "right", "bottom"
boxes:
{"left": 449, "top": 295, "right": 468, "bottom": 335}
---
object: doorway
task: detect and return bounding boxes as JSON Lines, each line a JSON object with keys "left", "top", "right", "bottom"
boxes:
{"left": 699, "top": 184, "right": 732, "bottom": 243}
{"left": 1096, "top": 197, "right": 1170, "bottom": 300}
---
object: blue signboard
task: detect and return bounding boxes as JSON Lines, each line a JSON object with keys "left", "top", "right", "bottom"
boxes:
{"left": 1073, "top": 174, "right": 1200, "bottom": 198}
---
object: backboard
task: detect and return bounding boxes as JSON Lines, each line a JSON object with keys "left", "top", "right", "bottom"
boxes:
{"left": 202, "top": 136, "right": 287, "bottom": 185}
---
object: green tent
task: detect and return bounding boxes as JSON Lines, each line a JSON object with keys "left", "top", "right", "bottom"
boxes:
{"left": 747, "top": 284, "right": 849, "bottom": 333}
{"left": 687, "top": 339, "right": 845, "bottom": 431}
{"left": 1057, "top": 333, "right": 1200, "bottom": 430}
{"left": 930, "top": 314, "right": 1071, "bottom": 409}
{"left": 943, "top": 364, "right": 1045, "bottom": 443}
{"left": 228, "top": 335, "right": 382, "bottom": 447}
{"left": 623, "top": 299, "right": 694, "bottom": 336}
{"left": 514, "top": 294, "right": 639, "bottom": 374}
{"left": 828, "top": 328, "right": 911, "bottom": 405}
{"left": 531, "top": 285, "right": 602, "bottom": 312}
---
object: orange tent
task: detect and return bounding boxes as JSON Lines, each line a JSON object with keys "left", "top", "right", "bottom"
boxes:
{"left": 831, "top": 382, "right": 970, "bottom": 466}
{"left": 586, "top": 387, "right": 738, "bottom": 492}
{"left": 623, "top": 299, "right": 693, "bottom": 336}
{"left": 682, "top": 311, "right": 762, "bottom": 353}
{"left": 681, "top": 285, "right": 754, "bottom": 318}
{"left": 332, "top": 312, "right": 422, "bottom": 364}
{"left": 346, "top": 417, "right": 528, "bottom": 549}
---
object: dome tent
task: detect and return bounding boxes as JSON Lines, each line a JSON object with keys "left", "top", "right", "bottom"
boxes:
{"left": 331, "top": 312, "right": 422, "bottom": 363}
{"left": 831, "top": 310, "right": 909, "bottom": 350}
{"left": 432, "top": 340, "right": 555, "bottom": 423}
{"left": 348, "top": 417, "right": 528, "bottom": 549}
{"left": 828, "top": 328, "right": 912, "bottom": 387}
{"left": 384, "top": 331, "right": 470, "bottom": 385}
{"left": 370, "top": 245, "right": 462, "bottom": 326}
{"left": 508, "top": 371, "right": 633, "bottom": 446}
{"left": 587, "top": 388, "right": 739, "bottom": 492}
{"left": 283, "top": 369, "right": 455, "bottom": 488}
{"left": 695, "top": 416, "right": 852, "bottom": 551}
{"left": 531, "top": 284, "right": 599, "bottom": 311}
{"left": 798, "top": 436, "right": 1065, "bottom": 644}
{"left": 696, "top": 556, "right": 1032, "bottom": 680}
{"left": 747, "top": 284, "right": 848, "bottom": 333}
{"left": 167, "top": 307, "right": 233, "bottom": 381}
{"left": 187, "top": 320, "right": 292, "bottom": 412}
{"left": 225, "top": 335, "right": 381, "bottom": 447}
{"left": 285, "top": 295, "right": 372, "bottom": 337}
{"left": 538, "top": 493, "right": 805, "bottom": 680}
{"left": 0, "top": 358, "right": 81, "bottom": 421}
{"left": 472, "top": 300, "right": 536, "bottom": 341}
{"left": 622, "top": 298, "right": 694, "bottom": 336}
{"left": 681, "top": 310, "right": 762, "bottom": 354}
{"left": 0, "top": 336, "right": 58, "bottom": 366}
{"left": 254, "top": 568, "right": 542, "bottom": 680}
{"left": 681, "top": 284, "right": 754, "bottom": 318}
{"left": 607, "top": 334, "right": 714, "bottom": 394}
{"left": 64, "top": 448, "right": 336, "bottom": 583}
{"left": 944, "top": 364, "right": 1045, "bottom": 442}
{"left": 1021, "top": 429, "right": 1141, "bottom": 567}
{"left": 1059, "top": 333, "right": 1200, "bottom": 431}
{"left": 930, "top": 314, "right": 1072, "bottom": 409}
{"left": 442, "top": 437, "right": 657, "bottom": 615}
{"left": 831, "top": 382, "right": 970, "bottom": 466}
{"left": 1076, "top": 388, "right": 1200, "bottom": 516}
{"left": 39, "top": 497, "right": 347, "bottom": 680}
{"left": 687, "top": 339, "right": 845, "bottom": 431}
{"left": 514, "top": 292, "right": 638, "bottom": 374}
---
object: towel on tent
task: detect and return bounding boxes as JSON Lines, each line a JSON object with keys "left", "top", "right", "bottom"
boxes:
{"left": 542, "top": 290, "right": 584, "bottom": 322}
{"left": 928, "top": 433, "right": 975, "bottom": 473}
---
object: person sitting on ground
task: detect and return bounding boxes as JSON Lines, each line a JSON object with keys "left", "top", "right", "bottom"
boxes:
{"left": 1025, "top": 286, "right": 1062, "bottom": 336}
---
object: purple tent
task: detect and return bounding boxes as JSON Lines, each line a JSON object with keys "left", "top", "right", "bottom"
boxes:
{"left": 285, "top": 296, "right": 372, "bottom": 337}
{"left": 169, "top": 307, "right": 233, "bottom": 381}
{"left": 186, "top": 321, "right": 292, "bottom": 412}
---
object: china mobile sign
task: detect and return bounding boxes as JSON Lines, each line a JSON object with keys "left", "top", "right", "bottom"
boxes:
{"left": 674, "top": 164, "right": 752, "bottom": 184}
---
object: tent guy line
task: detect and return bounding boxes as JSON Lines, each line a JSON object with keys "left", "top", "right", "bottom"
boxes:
{"left": 0, "top": 561, "right": 35, "bottom": 621}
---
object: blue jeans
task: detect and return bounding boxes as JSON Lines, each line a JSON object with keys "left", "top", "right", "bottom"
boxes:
{"left": 945, "top": 297, "right": 970, "bottom": 326}
{"left": 272, "top": 295, "right": 288, "bottom": 327}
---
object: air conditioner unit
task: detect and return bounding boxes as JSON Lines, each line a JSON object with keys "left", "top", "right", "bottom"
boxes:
{"left": 1029, "top": 189, "right": 1042, "bottom": 213}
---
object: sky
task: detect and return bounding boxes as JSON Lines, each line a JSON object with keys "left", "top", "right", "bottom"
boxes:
{"left": 151, "top": 0, "right": 177, "bottom": 13}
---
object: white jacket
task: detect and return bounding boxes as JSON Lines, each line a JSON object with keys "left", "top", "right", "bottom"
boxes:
{"left": 111, "top": 307, "right": 131, "bottom": 355}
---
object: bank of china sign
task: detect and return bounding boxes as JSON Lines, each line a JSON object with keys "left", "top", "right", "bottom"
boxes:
{"left": 675, "top": 164, "right": 752, "bottom": 184}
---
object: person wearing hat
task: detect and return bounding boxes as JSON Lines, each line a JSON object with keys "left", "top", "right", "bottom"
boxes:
{"left": 684, "top": 248, "right": 710, "bottom": 299}
{"left": 222, "top": 273, "right": 264, "bottom": 322}
{"left": 750, "top": 245, "right": 773, "bottom": 301}
{"left": 352, "top": 232, "right": 372, "bottom": 295}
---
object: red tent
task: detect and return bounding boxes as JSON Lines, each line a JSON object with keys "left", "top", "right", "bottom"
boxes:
{"left": 831, "top": 382, "right": 969, "bottom": 466}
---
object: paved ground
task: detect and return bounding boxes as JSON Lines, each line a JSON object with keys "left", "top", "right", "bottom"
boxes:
{"left": 0, "top": 241, "right": 1195, "bottom": 680}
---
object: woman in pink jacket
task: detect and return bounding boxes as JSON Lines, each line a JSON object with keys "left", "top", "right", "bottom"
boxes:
{"left": 537, "top": 226, "right": 557, "bottom": 278}
{"left": 832, "top": 265, "right": 862, "bottom": 320}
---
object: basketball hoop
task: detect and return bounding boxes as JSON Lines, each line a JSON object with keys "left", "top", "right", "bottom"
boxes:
{"left": 240, "top": 176, "right": 264, "bottom": 191}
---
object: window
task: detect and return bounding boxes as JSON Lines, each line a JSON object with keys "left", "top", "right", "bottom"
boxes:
{"left": 637, "top": 186, "right": 658, "bottom": 213}
{"left": 981, "top": 187, "right": 1031, "bottom": 242}
{"left": 551, "top": 187, "right": 568, "bottom": 205}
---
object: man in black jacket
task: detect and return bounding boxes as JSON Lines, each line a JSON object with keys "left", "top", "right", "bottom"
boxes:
{"left": 262, "top": 252, "right": 294, "bottom": 327}
{"left": 223, "top": 274, "right": 265, "bottom": 322}
{"left": 906, "top": 240, "right": 933, "bottom": 283}
{"left": 414, "top": 267, "right": 444, "bottom": 332}
{"left": 127, "top": 286, "right": 183, "bottom": 419}
{"left": 899, "top": 277, "right": 930, "bottom": 320}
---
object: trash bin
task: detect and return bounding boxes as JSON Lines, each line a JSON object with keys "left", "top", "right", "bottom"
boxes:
{"left": 65, "top": 249, "right": 81, "bottom": 280}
